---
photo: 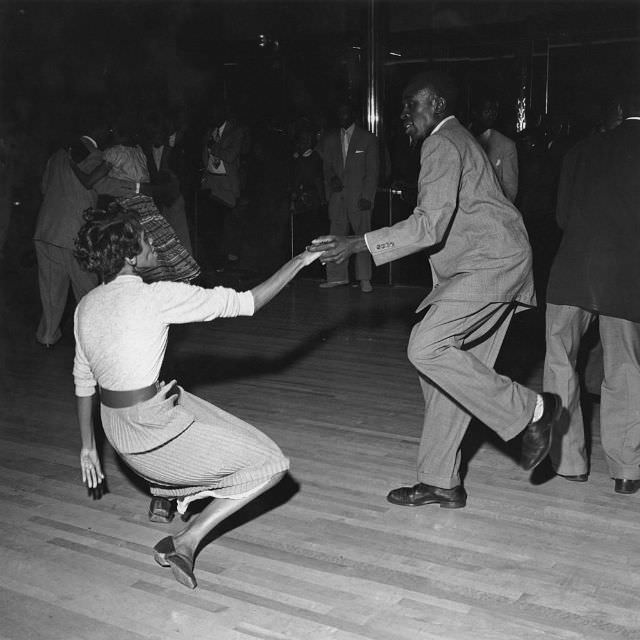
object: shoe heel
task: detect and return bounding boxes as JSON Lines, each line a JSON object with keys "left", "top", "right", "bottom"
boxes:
{"left": 439, "top": 500, "right": 466, "bottom": 509}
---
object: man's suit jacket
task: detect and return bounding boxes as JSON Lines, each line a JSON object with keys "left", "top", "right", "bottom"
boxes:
{"left": 547, "top": 119, "right": 640, "bottom": 322}
{"left": 321, "top": 125, "right": 379, "bottom": 219}
{"left": 34, "top": 137, "right": 134, "bottom": 249}
{"left": 366, "top": 117, "right": 534, "bottom": 311}
{"left": 479, "top": 128, "right": 518, "bottom": 203}
{"left": 202, "top": 120, "right": 244, "bottom": 206}
{"left": 142, "top": 144, "right": 172, "bottom": 180}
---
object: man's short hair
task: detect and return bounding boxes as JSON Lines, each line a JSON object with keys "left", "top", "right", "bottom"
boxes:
{"left": 471, "top": 89, "right": 499, "bottom": 113}
{"left": 403, "top": 71, "right": 459, "bottom": 112}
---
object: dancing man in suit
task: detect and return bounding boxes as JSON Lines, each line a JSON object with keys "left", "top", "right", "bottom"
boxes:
{"left": 33, "top": 116, "right": 137, "bottom": 347}
{"left": 310, "top": 71, "right": 562, "bottom": 507}
{"left": 543, "top": 83, "right": 640, "bottom": 494}
{"left": 318, "top": 102, "right": 378, "bottom": 292}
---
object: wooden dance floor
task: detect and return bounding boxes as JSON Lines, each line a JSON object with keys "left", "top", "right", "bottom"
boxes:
{"left": 1, "top": 271, "right": 639, "bottom": 640}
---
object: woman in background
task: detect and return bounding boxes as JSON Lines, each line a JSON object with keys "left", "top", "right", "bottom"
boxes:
{"left": 71, "top": 117, "right": 199, "bottom": 283}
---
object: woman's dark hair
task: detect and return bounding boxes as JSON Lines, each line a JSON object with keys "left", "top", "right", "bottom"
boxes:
{"left": 74, "top": 204, "right": 143, "bottom": 283}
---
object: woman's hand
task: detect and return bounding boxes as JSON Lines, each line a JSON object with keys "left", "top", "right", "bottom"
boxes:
{"left": 80, "top": 447, "right": 104, "bottom": 489}
{"left": 308, "top": 235, "right": 366, "bottom": 264}
{"left": 297, "top": 248, "right": 324, "bottom": 267}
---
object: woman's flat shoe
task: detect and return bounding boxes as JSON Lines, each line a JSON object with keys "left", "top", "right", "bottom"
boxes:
{"left": 152, "top": 536, "right": 174, "bottom": 567}
{"left": 152, "top": 536, "right": 197, "bottom": 589}
{"left": 167, "top": 551, "right": 197, "bottom": 589}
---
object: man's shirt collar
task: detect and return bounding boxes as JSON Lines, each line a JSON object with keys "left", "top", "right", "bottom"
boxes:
{"left": 431, "top": 115, "right": 456, "bottom": 136}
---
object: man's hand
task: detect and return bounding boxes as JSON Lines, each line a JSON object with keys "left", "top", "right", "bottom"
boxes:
{"left": 329, "top": 176, "right": 343, "bottom": 192}
{"left": 308, "top": 235, "right": 360, "bottom": 264}
{"left": 358, "top": 198, "right": 372, "bottom": 210}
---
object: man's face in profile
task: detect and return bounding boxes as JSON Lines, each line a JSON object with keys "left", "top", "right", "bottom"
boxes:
{"left": 401, "top": 87, "right": 439, "bottom": 144}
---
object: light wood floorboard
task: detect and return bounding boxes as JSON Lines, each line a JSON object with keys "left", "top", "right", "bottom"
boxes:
{"left": 1, "top": 275, "right": 638, "bottom": 639}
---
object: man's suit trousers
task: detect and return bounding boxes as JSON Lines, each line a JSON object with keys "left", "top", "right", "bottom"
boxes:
{"left": 544, "top": 303, "right": 640, "bottom": 480}
{"left": 326, "top": 208, "right": 372, "bottom": 283}
{"left": 35, "top": 241, "right": 97, "bottom": 346}
{"left": 407, "top": 300, "right": 537, "bottom": 488}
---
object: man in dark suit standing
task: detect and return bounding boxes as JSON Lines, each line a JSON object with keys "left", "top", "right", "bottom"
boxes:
{"left": 318, "top": 103, "right": 378, "bottom": 292}
{"left": 141, "top": 113, "right": 193, "bottom": 256}
{"left": 310, "top": 71, "right": 562, "bottom": 507}
{"left": 201, "top": 103, "right": 245, "bottom": 265}
{"left": 543, "top": 84, "right": 640, "bottom": 494}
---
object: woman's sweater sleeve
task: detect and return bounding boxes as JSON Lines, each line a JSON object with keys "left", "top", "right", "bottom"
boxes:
{"left": 151, "top": 281, "right": 255, "bottom": 325}
{"left": 73, "top": 308, "right": 97, "bottom": 397}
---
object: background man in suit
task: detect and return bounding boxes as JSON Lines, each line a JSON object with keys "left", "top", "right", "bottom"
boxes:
{"left": 33, "top": 115, "right": 136, "bottom": 347}
{"left": 543, "top": 83, "right": 640, "bottom": 494}
{"left": 201, "top": 103, "right": 245, "bottom": 266}
{"left": 141, "top": 112, "right": 193, "bottom": 255}
{"left": 310, "top": 71, "right": 561, "bottom": 507}
{"left": 318, "top": 102, "right": 378, "bottom": 292}
{"left": 471, "top": 93, "right": 518, "bottom": 203}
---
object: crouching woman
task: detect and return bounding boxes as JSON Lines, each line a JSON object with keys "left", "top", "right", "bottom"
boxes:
{"left": 73, "top": 205, "right": 322, "bottom": 588}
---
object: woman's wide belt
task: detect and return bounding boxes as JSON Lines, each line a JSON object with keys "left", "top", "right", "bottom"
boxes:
{"left": 100, "top": 383, "right": 160, "bottom": 409}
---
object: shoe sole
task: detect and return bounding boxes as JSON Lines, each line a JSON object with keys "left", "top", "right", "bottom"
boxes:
{"left": 523, "top": 395, "right": 562, "bottom": 471}
{"left": 148, "top": 511, "right": 175, "bottom": 523}
{"left": 167, "top": 554, "right": 197, "bottom": 589}
{"left": 387, "top": 496, "right": 466, "bottom": 509}
{"left": 614, "top": 487, "right": 640, "bottom": 495}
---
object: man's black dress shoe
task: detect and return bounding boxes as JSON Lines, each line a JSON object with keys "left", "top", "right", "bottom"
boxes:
{"left": 614, "top": 478, "right": 640, "bottom": 494}
{"left": 387, "top": 483, "right": 467, "bottom": 509}
{"left": 558, "top": 473, "right": 588, "bottom": 482}
{"left": 521, "top": 393, "right": 562, "bottom": 471}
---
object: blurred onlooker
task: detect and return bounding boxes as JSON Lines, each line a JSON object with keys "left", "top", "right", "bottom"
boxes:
{"left": 237, "top": 121, "right": 292, "bottom": 274}
{"left": 515, "top": 126, "right": 561, "bottom": 302}
{"left": 71, "top": 115, "right": 199, "bottom": 285}
{"left": 141, "top": 111, "right": 193, "bottom": 255}
{"left": 201, "top": 103, "right": 245, "bottom": 265}
{"left": 595, "top": 95, "right": 624, "bottom": 134}
{"left": 33, "top": 115, "right": 135, "bottom": 347}
{"left": 318, "top": 102, "right": 379, "bottom": 292}
{"left": 0, "top": 97, "right": 47, "bottom": 272}
{"left": 103, "top": 116, "right": 149, "bottom": 183}
{"left": 470, "top": 93, "right": 518, "bottom": 203}
{"left": 0, "top": 119, "right": 16, "bottom": 270}
{"left": 289, "top": 129, "right": 324, "bottom": 267}
{"left": 543, "top": 83, "right": 640, "bottom": 493}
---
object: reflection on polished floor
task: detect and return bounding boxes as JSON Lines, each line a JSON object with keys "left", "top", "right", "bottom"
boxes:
{"left": 1, "top": 269, "right": 638, "bottom": 640}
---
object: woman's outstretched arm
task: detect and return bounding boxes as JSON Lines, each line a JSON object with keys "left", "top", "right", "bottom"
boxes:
{"left": 251, "top": 250, "right": 323, "bottom": 312}
{"left": 70, "top": 158, "right": 112, "bottom": 189}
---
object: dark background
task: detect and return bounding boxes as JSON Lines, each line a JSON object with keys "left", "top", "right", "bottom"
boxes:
{"left": 1, "top": 0, "right": 638, "bottom": 285}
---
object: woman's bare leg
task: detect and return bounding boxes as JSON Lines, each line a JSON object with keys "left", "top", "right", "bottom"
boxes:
{"left": 171, "top": 471, "right": 286, "bottom": 561}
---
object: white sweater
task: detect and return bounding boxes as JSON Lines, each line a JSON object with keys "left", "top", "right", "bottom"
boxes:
{"left": 73, "top": 275, "right": 254, "bottom": 396}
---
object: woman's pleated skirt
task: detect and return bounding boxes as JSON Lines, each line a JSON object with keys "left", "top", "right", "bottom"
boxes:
{"left": 101, "top": 387, "right": 290, "bottom": 503}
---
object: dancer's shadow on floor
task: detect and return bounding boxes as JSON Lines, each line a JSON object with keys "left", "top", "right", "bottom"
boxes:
{"left": 193, "top": 472, "right": 300, "bottom": 550}
{"left": 163, "top": 301, "right": 421, "bottom": 390}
